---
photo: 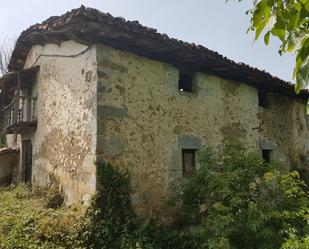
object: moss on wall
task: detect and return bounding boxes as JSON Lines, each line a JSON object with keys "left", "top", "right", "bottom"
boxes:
{"left": 12, "top": 40, "right": 308, "bottom": 214}
{"left": 95, "top": 44, "right": 263, "bottom": 217}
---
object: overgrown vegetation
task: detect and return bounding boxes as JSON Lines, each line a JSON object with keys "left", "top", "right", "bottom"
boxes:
{"left": 1, "top": 142, "right": 308, "bottom": 248}
{"left": 0, "top": 185, "right": 83, "bottom": 248}
{"left": 77, "top": 163, "right": 153, "bottom": 249}
{"left": 169, "top": 142, "right": 309, "bottom": 249}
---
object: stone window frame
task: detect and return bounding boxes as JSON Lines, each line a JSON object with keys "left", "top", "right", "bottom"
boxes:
{"left": 182, "top": 149, "right": 197, "bottom": 177}
{"left": 177, "top": 135, "right": 202, "bottom": 178}
{"left": 259, "top": 139, "right": 275, "bottom": 163}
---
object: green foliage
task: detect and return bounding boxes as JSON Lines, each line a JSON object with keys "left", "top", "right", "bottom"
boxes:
{"left": 77, "top": 146, "right": 308, "bottom": 249}
{"left": 230, "top": 0, "right": 309, "bottom": 96}
{"left": 45, "top": 189, "right": 64, "bottom": 209}
{"left": 67, "top": 163, "right": 202, "bottom": 249}
{"left": 0, "top": 185, "right": 83, "bottom": 249}
{"left": 170, "top": 141, "right": 309, "bottom": 249}
{"left": 0, "top": 147, "right": 308, "bottom": 248}
{"left": 77, "top": 163, "right": 154, "bottom": 249}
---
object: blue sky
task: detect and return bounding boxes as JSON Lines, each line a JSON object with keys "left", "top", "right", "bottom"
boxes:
{"left": 0, "top": 0, "right": 295, "bottom": 82}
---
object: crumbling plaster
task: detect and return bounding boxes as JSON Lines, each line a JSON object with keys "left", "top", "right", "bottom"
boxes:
{"left": 21, "top": 41, "right": 97, "bottom": 205}
{"left": 258, "top": 94, "right": 309, "bottom": 171}
{"left": 95, "top": 44, "right": 308, "bottom": 216}
{"left": 96, "top": 44, "right": 266, "bottom": 216}
{"left": 6, "top": 39, "right": 308, "bottom": 211}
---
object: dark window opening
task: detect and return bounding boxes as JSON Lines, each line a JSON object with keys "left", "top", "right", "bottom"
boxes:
{"left": 179, "top": 71, "right": 194, "bottom": 92}
{"left": 182, "top": 149, "right": 196, "bottom": 176}
{"left": 258, "top": 90, "right": 268, "bottom": 107}
{"left": 262, "top": 149, "right": 272, "bottom": 163}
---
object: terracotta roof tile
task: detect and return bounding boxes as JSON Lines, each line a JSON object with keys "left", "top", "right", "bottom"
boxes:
{"left": 7, "top": 6, "right": 309, "bottom": 101}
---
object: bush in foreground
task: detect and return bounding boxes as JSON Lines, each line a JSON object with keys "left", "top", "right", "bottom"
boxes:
{"left": 0, "top": 142, "right": 308, "bottom": 248}
{"left": 0, "top": 185, "right": 83, "bottom": 248}
{"left": 170, "top": 142, "right": 309, "bottom": 249}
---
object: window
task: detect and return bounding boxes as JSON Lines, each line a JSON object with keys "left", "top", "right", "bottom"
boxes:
{"left": 258, "top": 90, "right": 268, "bottom": 108}
{"left": 262, "top": 149, "right": 272, "bottom": 163}
{"left": 182, "top": 149, "right": 196, "bottom": 176}
{"left": 179, "top": 71, "right": 194, "bottom": 92}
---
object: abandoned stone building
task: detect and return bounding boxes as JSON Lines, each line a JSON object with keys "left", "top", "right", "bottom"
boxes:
{"left": 0, "top": 6, "right": 308, "bottom": 215}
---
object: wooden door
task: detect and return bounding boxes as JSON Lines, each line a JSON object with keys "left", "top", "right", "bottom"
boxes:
{"left": 22, "top": 140, "right": 32, "bottom": 183}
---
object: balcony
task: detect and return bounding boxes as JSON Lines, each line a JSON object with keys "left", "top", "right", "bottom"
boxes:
{"left": 3, "top": 96, "right": 37, "bottom": 134}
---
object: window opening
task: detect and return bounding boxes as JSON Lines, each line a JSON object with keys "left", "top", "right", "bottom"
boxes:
{"left": 258, "top": 90, "right": 268, "bottom": 107}
{"left": 262, "top": 149, "right": 272, "bottom": 163}
{"left": 179, "top": 71, "right": 194, "bottom": 92}
{"left": 182, "top": 149, "right": 196, "bottom": 176}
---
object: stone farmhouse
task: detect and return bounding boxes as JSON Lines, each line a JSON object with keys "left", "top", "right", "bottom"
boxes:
{"left": 0, "top": 6, "right": 308, "bottom": 216}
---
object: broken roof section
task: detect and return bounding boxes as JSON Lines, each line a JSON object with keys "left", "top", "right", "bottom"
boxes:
{"left": 8, "top": 5, "right": 309, "bottom": 101}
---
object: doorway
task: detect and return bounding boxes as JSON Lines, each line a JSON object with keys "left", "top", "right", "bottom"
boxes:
{"left": 22, "top": 140, "right": 32, "bottom": 183}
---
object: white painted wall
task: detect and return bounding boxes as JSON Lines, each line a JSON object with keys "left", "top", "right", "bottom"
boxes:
{"left": 23, "top": 41, "right": 97, "bottom": 205}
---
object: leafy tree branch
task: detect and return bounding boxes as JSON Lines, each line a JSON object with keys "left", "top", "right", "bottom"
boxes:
{"left": 229, "top": 0, "right": 309, "bottom": 94}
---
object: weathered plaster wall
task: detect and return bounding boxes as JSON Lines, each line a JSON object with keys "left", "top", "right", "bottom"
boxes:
{"left": 22, "top": 41, "right": 97, "bottom": 205}
{"left": 258, "top": 94, "right": 309, "bottom": 173}
{"left": 96, "top": 44, "right": 261, "bottom": 217}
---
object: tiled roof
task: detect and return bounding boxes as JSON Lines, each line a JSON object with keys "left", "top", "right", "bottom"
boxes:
{"left": 8, "top": 6, "right": 309, "bottom": 101}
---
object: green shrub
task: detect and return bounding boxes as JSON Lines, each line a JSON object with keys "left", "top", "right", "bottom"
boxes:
{"left": 45, "top": 189, "right": 64, "bottom": 209}
{"left": 1, "top": 143, "right": 308, "bottom": 249}
{"left": 77, "top": 163, "right": 155, "bottom": 249}
{"left": 170, "top": 141, "right": 309, "bottom": 249}
{"left": 0, "top": 185, "right": 83, "bottom": 249}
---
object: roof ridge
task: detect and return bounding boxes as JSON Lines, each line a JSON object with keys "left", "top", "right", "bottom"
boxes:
{"left": 7, "top": 6, "right": 309, "bottom": 100}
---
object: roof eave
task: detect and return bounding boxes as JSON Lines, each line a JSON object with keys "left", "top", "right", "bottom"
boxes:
{"left": 6, "top": 6, "right": 309, "bottom": 101}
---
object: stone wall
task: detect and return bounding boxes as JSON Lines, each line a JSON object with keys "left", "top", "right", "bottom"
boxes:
{"left": 22, "top": 41, "right": 97, "bottom": 205}
{"left": 7, "top": 39, "right": 307, "bottom": 212}
{"left": 96, "top": 44, "right": 265, "bottom": 217}
{"left": 258, "top": 93, "right": 309, "bottom": 174}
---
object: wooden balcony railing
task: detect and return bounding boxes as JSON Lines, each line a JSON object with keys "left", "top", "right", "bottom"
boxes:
{"left": 3, "top": 96, "right": 37, "bottom": 134}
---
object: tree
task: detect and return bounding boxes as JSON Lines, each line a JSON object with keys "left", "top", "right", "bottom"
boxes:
{"left": 0, "top": 38, "right": 15, "bottom": 76}
{"left": 0, "top": 39, "right": 14, "bottom": 147}
{"left": 230, "top": 0, "right": 309, "bottom": 94}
